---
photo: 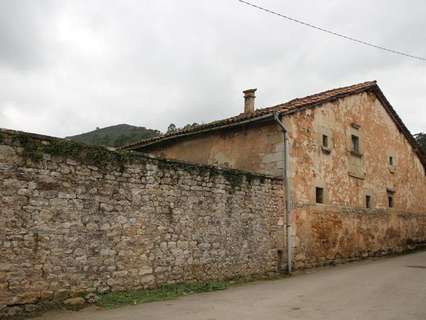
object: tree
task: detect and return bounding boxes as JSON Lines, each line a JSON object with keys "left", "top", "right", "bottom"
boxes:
{"left": 414, "top": 132, "right": 426, "bottom": 153}
{"left": 183, "top": 123, "right": 199, "bottom": 130}
{"left": 167, "top": 123, "right": 177, "bottom": 133}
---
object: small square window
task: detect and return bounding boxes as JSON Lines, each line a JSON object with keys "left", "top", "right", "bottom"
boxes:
{"left": 322, "top": 134, "right": 329, "bottom": 148}
{"left": 389, "top": 156, "right": 394, "bottom": 166}
{"left": 351, "top": 135, "right": 360, "bottom": 153}
{"left": 366, "top": 195, "right": 371, "bottom": 209}
{"left": 315, "top": 187, "right": 324, "bottom": 204}
{"left": 388, "top": 195, "right": 394, "bottom": 208}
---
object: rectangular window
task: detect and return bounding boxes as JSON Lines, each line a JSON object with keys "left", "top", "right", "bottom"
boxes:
{"left": 366, "top": 195, "right": 371, "bottom": 209}
{"left": 322, "top": 134, "right": 329, "bottom": 148}
{"left": 389, "top": 156, "right": 394, "bottom": 166}
{"left": 315, "top": 187, "right": 324, "bottom": 204}
{"left": 388, "top": 195, "right": 394, "bottom": 208}
{"left": 351, "top": 135, "right": 360, "bottom": 153}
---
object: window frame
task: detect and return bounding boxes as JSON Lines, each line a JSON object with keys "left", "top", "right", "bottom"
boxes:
{"left": 351, "top": 134, "right": 360, "bottom": 154}
{"left": 365, "top": 195, "right": 371, "bottom": 209}
{"left": 387, "top": 188, "right": 395, "bottom": 208}
{"left": 315, "top": 187, "right": 324, "bottom": 204}
{"left": 318, "top": 127, "right": 332, "bottom": 154}
{"left": 388, "top": 195, "right": 394, "bottom": 208}
{"left": 322, "top": 134, "right": 329, "bottom": 148}
{"left": 388, "top": 154, "right": 396, "bottom": 173}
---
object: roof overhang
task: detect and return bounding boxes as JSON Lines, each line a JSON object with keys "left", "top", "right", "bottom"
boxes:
{"left": 119, "top": 82, "right": 426, "bottom": 174}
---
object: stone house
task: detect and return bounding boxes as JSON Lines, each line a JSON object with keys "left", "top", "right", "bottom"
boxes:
{"left": 122, "top": 81, "right": 426, "bottom": 269}
{"left": 122, "top": 81, "right": 426, "bottom": 213}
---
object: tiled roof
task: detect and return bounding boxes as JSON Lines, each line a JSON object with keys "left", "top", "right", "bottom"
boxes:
{"left": 121, "top": 79, "right": 426, "bottom": 173}
{"left": 120, "top": 81, "right": 378, "bottom": 150}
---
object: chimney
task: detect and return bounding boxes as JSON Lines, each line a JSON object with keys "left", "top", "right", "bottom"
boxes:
{"left": 243, "top": 88, "right": 257, "bottom": 113}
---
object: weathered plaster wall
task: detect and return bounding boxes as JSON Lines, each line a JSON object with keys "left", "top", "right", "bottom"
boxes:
{"left": 292, "top": 205, "right": 426, "bottom": 269}
{"left": 282, "top": 92, "right": 426, "bottom": 267}
{"left": 283, "top": 91, "right": 426, "bottom": 213}
{"left": 0, "top": 130, "right": 285, "bottom": 315}
{"left": 142, "top": 122, "right": 284, "bottom": 177}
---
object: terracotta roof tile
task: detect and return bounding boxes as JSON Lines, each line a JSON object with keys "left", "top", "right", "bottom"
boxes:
{"left": 120, "top": 81, "right": 378, "bottom": 150}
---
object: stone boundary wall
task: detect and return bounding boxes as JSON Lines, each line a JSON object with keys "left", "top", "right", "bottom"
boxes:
{"left": 0, "top": 129, "right": 285, "bottom": 316}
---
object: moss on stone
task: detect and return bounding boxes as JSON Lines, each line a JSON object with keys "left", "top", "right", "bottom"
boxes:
{"left": 12, "top": 133, "right": 44, "bottom": 162}
{"left": 5, "top": 131, "right": 274, "bottom": 184}
{"left": 222, "top": 171, "right": 244, "bottom": 190}
{"left": 11, "top": 132, "right": 135, "bottom": 170}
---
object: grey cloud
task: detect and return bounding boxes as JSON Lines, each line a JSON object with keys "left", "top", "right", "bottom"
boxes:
{"left": 0, "top": 1, "right": 57, "bottom": 70}
{"left": 0, "top": 0, "right": 424, "bottom": 137}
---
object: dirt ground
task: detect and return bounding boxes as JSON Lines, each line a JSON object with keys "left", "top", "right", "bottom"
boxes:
{"left": 36, "top": 251, "right": 426, "bottom": 320}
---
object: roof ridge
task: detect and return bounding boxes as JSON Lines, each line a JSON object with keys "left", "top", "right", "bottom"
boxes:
{"left": 119, "top": 80, "right": 378, "bottom": 150}
{"left": 267, "top": 80, "right": 377, "bottom": 110}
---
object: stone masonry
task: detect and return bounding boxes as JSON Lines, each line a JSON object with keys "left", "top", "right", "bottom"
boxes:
{"left": 0, "top": 127, "right": 425, "bottom": 318}
{"left": 0, "top": 129, "right": 284, "bottom": 316}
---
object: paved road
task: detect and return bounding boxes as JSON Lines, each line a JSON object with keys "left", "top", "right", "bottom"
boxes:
{"left": 37, "top": 251, "right": 426, "bottom": 320}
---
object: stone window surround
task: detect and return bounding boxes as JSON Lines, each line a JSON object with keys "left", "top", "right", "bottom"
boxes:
{"left": 314, "top": 181, "right": 327, "bottom": 204}
{"left": 365, "top": 194, "right": 371, "bottom": 208}
{"left": 388, "top": 194, "right": 394, "bottom": 208}
{"left": 349, "top": 123, "right": 363, "bottom": 157}
{"left": 322, "top": 134, "right": 329, "bottom": 148}
{"left": 387, "top": 188, "right": 396, "bottom": 208}
{"left": 315, "top": 186, "right": 324, "bottom": 204}
{"left": 388, "top": 153, "right": 397, "bottom": 173}
{"left": 316, "top": 126, "right": 333, "bottom": 155}
{"left": 365, "top": 193, "right": 374, "bottom": 209}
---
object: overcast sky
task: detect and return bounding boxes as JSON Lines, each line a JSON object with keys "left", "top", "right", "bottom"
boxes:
{"left": 0, "top": 0, "right": 425, "bottom": 137}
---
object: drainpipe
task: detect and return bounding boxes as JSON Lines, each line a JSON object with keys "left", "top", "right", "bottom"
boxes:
{"left": 273, "top": 112, "right": 293, "bottom": 274}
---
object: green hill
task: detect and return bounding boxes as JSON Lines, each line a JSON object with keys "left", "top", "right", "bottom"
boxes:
{"left": 67, "top": 124, "right": 161, "bottom": 147}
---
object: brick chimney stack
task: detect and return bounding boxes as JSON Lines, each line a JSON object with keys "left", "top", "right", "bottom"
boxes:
{"left": 243, "top": 88, "right": 257, "bottom": 113}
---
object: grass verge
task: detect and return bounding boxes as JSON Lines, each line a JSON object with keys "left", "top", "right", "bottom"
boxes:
{"left": 96, "top": 282, "right": 228, "bottom": 309}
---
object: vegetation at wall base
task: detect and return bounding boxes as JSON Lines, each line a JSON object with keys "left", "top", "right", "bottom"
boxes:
{"left": 96, "top": 282, "right": 228, "bottom": 309}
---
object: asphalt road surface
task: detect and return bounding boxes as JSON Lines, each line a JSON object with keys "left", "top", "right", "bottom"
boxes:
{"left": 36, "top": 251, "right": 426, "bottom": 320}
